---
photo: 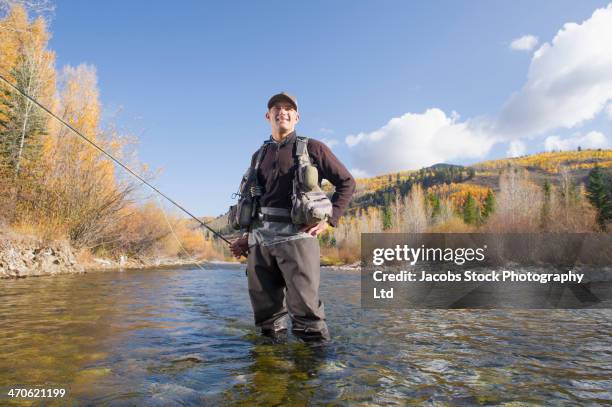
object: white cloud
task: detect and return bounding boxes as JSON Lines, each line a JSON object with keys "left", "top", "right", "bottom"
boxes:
{"left": 345, "top": 4, "right": 612, "bottom": 176}
{"left": 605, "top": 102, "right": 612, "bottom": 120}
{"left": 510, "top": 34, "right": 539, "bottom": 51}
{"left": 320, "top": 138, "right": 338, "bottom": 148}
{"left": 507, "top": 140, "right": 526, "bottom": 157}
{"left": 544, "top": 131, "right": 608, "bottom": 151}
{"left": 345, "top": 108, "right": 496, "bottom": 175}
{"left": 319, "top": 127, "right": 335, "bottom": 134}
{"left": 350, "top": 168, "right": 369, "bottom": 178}
{"left": 496, "top": 4, "right": 612, "bottom": 139}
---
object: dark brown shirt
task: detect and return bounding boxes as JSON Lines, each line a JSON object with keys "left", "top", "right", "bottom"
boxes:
{"left": 249, "top": 131, "right": 355, "bottom": 227}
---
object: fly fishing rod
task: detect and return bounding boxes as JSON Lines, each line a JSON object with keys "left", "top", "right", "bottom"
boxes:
{"left": 0, "top": 72, "right": 232, "bottom": 245}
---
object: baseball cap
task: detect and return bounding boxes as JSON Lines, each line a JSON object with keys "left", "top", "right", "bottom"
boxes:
{"left": 267, "top": 92, "right": 298, "bottom": 111}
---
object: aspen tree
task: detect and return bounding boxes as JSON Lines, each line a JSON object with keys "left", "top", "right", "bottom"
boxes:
{"left": 0, "top": 5, "right": 55, "bottom": 217}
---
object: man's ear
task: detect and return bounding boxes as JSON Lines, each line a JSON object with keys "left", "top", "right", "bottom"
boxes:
{"left": 295, "top": 112, "right": 300, "bottom": 124}
{"left": 265, "top": 111, "right": 271, "bottom": 122}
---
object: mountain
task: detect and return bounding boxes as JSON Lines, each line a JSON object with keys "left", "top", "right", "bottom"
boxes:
{"left": 216, "top": 149, "right": 611, "bottom": 221}
{"left": 340, "top": 149, "right": 612, "bottom": 213}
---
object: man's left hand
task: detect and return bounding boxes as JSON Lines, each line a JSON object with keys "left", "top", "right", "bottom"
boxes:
{"left": 300, "top": 220, "right": 329, "bottom": 236}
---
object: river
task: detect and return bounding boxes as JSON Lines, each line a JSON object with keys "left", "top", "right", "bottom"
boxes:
{"left": 1, "top": 265, "right": 611, "bottom": 405}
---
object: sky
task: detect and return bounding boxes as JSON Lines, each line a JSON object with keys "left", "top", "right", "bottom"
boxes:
{"left": 43, "top": 0, "right": 612, "bottom": 216}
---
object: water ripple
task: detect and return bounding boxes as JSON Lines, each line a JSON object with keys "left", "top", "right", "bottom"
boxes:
{"left": 0, "top": 267, "right": 610, "bottom": 405}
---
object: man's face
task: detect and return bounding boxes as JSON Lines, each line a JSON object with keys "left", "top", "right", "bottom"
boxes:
{"left": 266, "top": 100, "right": 300, "bottom": 133}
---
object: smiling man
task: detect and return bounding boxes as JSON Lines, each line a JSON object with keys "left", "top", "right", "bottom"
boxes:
{"left": 230, "top": 92, "right": 355, "bottom": 342}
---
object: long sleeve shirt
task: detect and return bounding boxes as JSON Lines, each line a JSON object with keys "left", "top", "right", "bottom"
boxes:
{"left": 249, "top": 131, "right": 356, "bottom": 227}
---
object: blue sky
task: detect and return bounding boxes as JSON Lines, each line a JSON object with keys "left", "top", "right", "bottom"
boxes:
{"left": 48, "top": 0, "right": 612, "bottom": 216}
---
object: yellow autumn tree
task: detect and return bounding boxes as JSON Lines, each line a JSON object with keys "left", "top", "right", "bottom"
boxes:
{"left": 20, "top": 64, "right": 136, "bottom": 247}
{"left": 0, "top": 4, "right": 229, "bottom": 263}
{"left": 474, "top": 150, "right": 612, "bottom": 174}
{"left": 0, "top": 4, "right": 55, "bottom": 218}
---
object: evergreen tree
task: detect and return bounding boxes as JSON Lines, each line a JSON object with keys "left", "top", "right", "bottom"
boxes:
{"left": 540, "top": 180, "right": 552, "bottom": 229}
{"left": 428, "top": 193, "right": 441, "bottom": 218}
{"left": 543, "top": 180, "right": 551, "bottom": 196}
{"left": 482, "top": 189, "right": 495, "bottom": 219}
{"left": 463, "top": 192, "right": 479, "bottom": 225}
{"left": 0, "top": 7, "right": 54, "bottom": 179}
{"left": 382, "top": 205, "right": 393, "bottom": 230}
{"left": 383, "top": 191, "right": 391, "bottom": 206}
{"left": 0, "top": 62, "right": 49, "bottom": 177}
{"left": 586, "top": 166, "right": 612, "bottom": 230}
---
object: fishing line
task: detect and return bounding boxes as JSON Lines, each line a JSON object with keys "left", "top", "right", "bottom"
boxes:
{"left": 0, "top": 72, "right": 232, "bottom": 245}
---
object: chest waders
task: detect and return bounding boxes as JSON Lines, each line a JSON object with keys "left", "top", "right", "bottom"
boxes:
{"left": 233, "top": 135, "right": 333, "bottom": 342}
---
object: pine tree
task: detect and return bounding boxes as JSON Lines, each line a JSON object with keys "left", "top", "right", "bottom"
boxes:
{"left": 482, "top": 189, "right": 495, "bottom": 219}
{"left": 329, "top": 236, "right": 337, "bottom": 247}
{"left": 543, "top": 180, "right": 551, "bottom": 196}
{"left": 540, "top": 180, "right": 552, "bottom": 229}
{"left": 1, "top": 58, "right": 49, "bottom": 177}
{"left": 0, "top": 7, "right": 55, "bottom": 169}
{"left": 0, "top": 5, "right": 55, "bottom": 217}
{"left": 586, "top": 166, "right": 612, "bottom": 230}
{"left": 463, "top": 192, "right": 479, "bottom": 225}
{"left": 382, "top": 205, "right": 393, "bottom": 230}
{"left": 428, "top": 193, "right": 441, "bottom": 218}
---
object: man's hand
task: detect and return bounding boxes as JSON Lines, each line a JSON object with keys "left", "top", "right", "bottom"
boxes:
{"left": 230, "top": 235, "right": 249, "bottom": 258}
{"left": 300, "top": 220, "right": 329, "bottom": 237}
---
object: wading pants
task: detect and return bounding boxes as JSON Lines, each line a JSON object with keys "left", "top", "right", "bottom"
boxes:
{"left": 246, "top": 236, "right": 330, "bottom": 341}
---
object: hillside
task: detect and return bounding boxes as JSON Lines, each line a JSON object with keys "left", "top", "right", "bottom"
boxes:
{"left": 339, "top": 149, "right": 612, "bottom": 213}
{"left": 220, "top": 149, "right": 611, "bottom": 221}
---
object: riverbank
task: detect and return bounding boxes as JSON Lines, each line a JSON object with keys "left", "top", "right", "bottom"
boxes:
{"left": 0, "top": 231, "right": 248, "bottom": 279}
{"left": 0, "top": 230, "right": 362, "bottom": 279}
{"left": 0, "top": 230, "right": 83, "bottom": 278}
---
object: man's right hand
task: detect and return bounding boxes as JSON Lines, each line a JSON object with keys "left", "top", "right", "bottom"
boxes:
{"left": 230, "top": 235, "right": 249, "bottom": 259}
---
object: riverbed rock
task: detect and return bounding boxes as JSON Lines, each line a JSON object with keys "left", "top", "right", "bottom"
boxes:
{"left": 0, "top": 231, "right": 84, "bottom": 279}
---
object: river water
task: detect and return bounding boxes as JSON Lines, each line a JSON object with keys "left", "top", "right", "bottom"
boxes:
{"left": 1, "top": 265, "right": 611, "bottom": 406}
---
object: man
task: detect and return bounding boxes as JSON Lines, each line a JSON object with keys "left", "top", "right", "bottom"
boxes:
{"left": 230, "top": 92, "right": 355, "bottom": 342}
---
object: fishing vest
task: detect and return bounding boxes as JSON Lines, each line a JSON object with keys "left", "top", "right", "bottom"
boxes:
{"left": 290, "top": 136, "right": 334, "bottom": 225}
{"left": 228, "top": 136, "right": 333, "bottom": 230}
{"left": 228, "top": 140, "right": 269, "bottom": 231}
